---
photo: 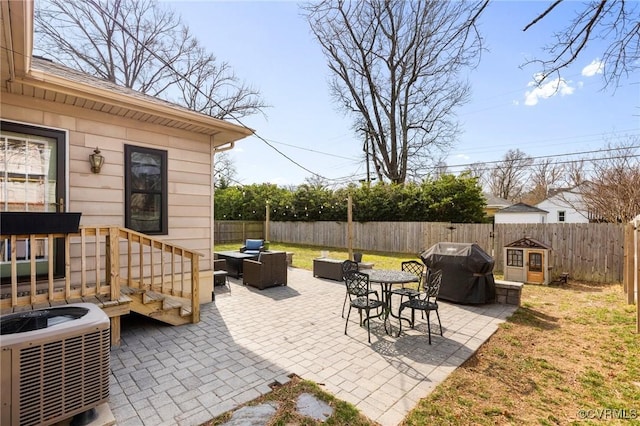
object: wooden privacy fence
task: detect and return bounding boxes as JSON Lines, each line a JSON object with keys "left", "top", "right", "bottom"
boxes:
{"left": 265, "top": 221, "right": 626, "bottom": 283}
{"left": 214, "top": 221, "right": 264, "bottom": 243}
{"left": 270, "top": 221, "right": 493, "bottom": 254}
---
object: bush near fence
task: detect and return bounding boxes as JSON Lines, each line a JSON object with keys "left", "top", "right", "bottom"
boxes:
{"left": 214, "top": 220, "right": 625, "bottom": 283}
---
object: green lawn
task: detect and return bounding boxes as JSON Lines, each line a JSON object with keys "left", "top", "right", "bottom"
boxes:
{"left": 214, "top": 241, "right": 420, "bottom": 271}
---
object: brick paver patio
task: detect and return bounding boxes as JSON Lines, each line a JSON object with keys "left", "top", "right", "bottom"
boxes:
{"left": 109, "top": 267, "right": 517, "bottom": 426}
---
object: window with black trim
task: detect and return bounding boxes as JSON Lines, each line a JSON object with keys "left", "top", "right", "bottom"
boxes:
{"left": 125, "top": 145, "right": 167, "bottom": 234}
{"left": 558, "top": 210, "right": 566, "bottom": 222}
{"left": 506, "top": 249, "right": 523, "bottom": 267}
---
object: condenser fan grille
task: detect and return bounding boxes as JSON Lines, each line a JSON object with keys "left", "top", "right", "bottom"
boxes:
{"left": 17, "top": 328, "right": 110, "bottom": 426}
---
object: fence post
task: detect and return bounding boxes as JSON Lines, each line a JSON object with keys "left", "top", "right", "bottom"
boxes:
{"left": 347, "top": 195, "right": 353, "bottom": 260}
{"left": 636, "top": 231, "right": 639, "bottom": 333}
{"left": 265, "top": 202, "right": 270, "bottom": 241}
{"left": 624, "top": 224, "right": 634, "bottom": 304}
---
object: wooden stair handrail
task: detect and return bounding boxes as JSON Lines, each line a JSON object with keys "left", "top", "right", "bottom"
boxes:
{"left": 116, "top": 227, "right": 201, "bottom": 322}
{"left": 1, "top": 226, "right": 201, "bottom": 323}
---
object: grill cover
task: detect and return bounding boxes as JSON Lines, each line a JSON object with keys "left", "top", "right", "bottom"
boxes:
{"left": 421, "top": 242, "right": 496, "bottom": 304}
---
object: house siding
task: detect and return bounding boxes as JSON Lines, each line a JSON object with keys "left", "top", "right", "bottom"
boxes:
{"left": 536, "top": 193, "right": 589, "bottom": 224}
{"left": 1, "top": 92, "right": 215, "bottom": 271}
{"left": 494, "top": 212, "right": 546, "bottom": 224}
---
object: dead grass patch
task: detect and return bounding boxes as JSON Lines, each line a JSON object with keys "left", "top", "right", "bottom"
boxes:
{"left": 203, "top": 374, "right": 376, "bottom": 426}
{"left": 401, "top": 281, "right": 640, "bottom": 425}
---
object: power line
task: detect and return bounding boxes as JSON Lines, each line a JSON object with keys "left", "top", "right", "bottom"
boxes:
{"left": 84, "top": 0, "right": 335, "bottom": 181}
{"left": 450, "top": 128, "right": 639, "bottom": 156}
{"left": 444, "top": 143, "right": 640, "bottom": 172}
{"left": 261, "top": 137, "right": 357, "bottom": 160}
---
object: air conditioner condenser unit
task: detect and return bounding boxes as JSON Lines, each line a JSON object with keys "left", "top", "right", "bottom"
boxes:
{"left": 1, "top": 303, "right": 110, "bottom": 426}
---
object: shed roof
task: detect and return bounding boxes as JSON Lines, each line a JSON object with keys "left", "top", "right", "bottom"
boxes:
{"left": 504, "top": 237, "right": 552, "bottom": 250}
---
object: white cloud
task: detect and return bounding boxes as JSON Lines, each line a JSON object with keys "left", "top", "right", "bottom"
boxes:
{"left": 454, "top": 154, "right": 470, "bottom": 161}
{"left": 524, "top": 75, "right": 575, "bottom": 106}
{"left": 582, "top": 59, "right": 604, "bottom": 77}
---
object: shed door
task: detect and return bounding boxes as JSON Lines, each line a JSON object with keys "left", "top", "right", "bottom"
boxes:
{"left": 527, "top": 250, "right": 544, "bottom": 284}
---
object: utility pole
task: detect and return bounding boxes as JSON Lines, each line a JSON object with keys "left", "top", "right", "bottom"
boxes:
{"left": 364, "top": 132, "right": 371, "bottom": 183}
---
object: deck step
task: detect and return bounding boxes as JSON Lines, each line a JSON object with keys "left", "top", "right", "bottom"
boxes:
{"left": 122, "top": 285, "right": 192, "bottom": 326}
{"left": 142, "top": 290, "right": 164, "bottom": 304}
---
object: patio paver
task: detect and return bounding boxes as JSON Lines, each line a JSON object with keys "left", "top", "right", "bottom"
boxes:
{"left": 110, "top": 267, "right": 517, "bottom": 426}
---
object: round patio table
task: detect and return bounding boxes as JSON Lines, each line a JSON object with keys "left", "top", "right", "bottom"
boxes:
{"left": 363, "top": 269, "right": 419, "bottom": 335}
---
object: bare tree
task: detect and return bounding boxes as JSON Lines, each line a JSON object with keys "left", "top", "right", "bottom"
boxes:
{"left": 213, "top": 152, "right": 237, "bottom": 189}
{"left": 35, "top": 0, "right": 265, "bottom": 119}
{"left": 523, "top": 0, "right": 640, "bottom": 88}
{"left": 522, "top": 158, "right": 565, "bottom": 204}
{"left": 488, "top": 149, "right": 534, "bottom": 202}
{"left": 431, "top": 160, "right": 449, "bottom": 181}
{"left": 171, "top": 45, "right": 267, "bottom": 120}
{"left": 563, "top": 158, "right": 587, "bottom": 187}
{"left": 580, "top": 141, "right": 640, "bottom": 222}
{"left": 463, "top": 161, "right": 488, "bottom": 188}
{"left": 303, "top": 0, "right": 488, "bottom": 184}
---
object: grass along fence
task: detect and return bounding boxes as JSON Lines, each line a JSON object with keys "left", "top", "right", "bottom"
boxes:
{"left": 215, "top": 221, "right": 625, "bottom": 283}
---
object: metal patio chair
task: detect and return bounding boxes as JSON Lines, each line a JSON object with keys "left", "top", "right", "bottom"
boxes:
{"left": 341, "top": 260, "right": 378, "bottom": 318}
{"left": 390, "top": 260, "right": 424, "bottom": 308}
{"left": 344, "top": 271, "right": 384, "bottom": 343}
{"left": 397, "top": 269, "right": 443, "bottom": 344}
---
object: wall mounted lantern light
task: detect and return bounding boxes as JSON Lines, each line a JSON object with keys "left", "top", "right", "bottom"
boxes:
{"left": 89, "top": 147, "right": 104, "bottom": 174}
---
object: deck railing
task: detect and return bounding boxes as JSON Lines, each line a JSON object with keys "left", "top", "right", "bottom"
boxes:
{"left": 0, "top": 226, "right": 201, "bottom": 322}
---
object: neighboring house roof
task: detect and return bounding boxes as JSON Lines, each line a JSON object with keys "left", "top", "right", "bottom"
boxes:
{"left": 505, "top": 237, "right": 552, "bottom": 250}
{"left": 546, "top": 187, "right": 574, "bottom": 198}
{"left": 544, "top": 185, "right": 586, "bottom": 200}
{"left": 497, "top": 202, "right": 548, "bottom": 214}
{"left": 1, "top": 1, "right": 253, "bottom": 145}
{"left": 483, "top": 193, "right": 511, "bottom": 209}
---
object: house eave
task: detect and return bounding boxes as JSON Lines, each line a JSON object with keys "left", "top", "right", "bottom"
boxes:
{"left": 6, "top": 69, "right": 254, "bottom": 145}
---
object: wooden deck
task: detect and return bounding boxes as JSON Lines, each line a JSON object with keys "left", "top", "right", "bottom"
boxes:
{"left": 1, "top": 226, "right": 202, "bottom": 346}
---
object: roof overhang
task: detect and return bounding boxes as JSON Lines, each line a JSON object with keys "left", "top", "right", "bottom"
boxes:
{"left": 7, "top": 68, "right": 254, "bottom": 144}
